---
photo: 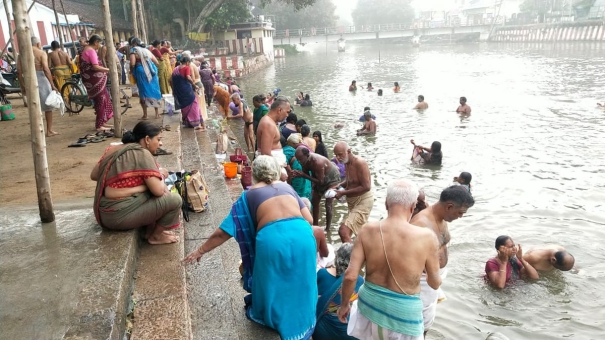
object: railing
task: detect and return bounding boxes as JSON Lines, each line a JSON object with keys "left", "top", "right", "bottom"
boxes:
{"left": 273, "top": 21, "right": 494, "bottom": 38}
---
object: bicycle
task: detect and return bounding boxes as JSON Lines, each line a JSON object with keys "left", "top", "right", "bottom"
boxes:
{"left": 60, "top": 73, "right": 130, "bottom": 115}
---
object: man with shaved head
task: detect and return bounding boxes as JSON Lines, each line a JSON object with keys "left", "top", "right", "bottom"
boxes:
{"left": 333, "top": 141, "right": 374, "bottom": 243}
{"left": 523, "top": 245, "right": 575, "bottom": 276}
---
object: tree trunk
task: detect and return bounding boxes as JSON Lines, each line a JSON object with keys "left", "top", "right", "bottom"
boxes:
{"left": 122, "top": 0, "right": 128, "bottom": 21}
{"left": 11, "top": 0, "right": 56, "bottom": 223}
{"left": 100, "top": 0, "right": 123, "bottom": 138}
{"left": 51, "top": 0, "right": 64, "bottom": 49}
{"left": 131, "top": 0, "right": 138, "bottom": 38}
{"left": 192, "top": 0, "right": 228, "bottom": 33}
{"left": 59, "top": 0, "right": 77, "bottom": 56}
{"left": 137, "top": 0, "right": 148, "bottom": 43}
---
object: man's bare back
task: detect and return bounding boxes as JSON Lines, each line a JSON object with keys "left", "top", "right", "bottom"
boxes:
{"left": 303, "top": 136, "right": 316, "bottom": 151}
{"left": 243, "top": 105, "right": 253, "bottom": 123}
{"left": 456, "top": 104, "right": 471, "bottom": 114}
{"left": 357, "top": 218, "right": 441, "bottom": 294}
{"left": 48, "top": 50, "right": 71, "bottom": 69}
{"left": 410, "top": 206, "right": 451, "bottom": 268}
{"left": 414, "top": 102, "right": 428, "bottom": 110}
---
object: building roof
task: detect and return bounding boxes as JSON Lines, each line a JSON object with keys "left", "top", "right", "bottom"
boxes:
{"left": 36, "top": 0, "right": 133, "bottom": 31}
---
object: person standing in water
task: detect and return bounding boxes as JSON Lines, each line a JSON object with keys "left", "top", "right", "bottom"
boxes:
{"left": 349, "top": 80, "right": 357, "bottom": 91}
{"left": 411, "top": 185, "right": 475, "bottom": 336}
{"left": 357, "top": 110, "right": 376, "bottom": 136}
{"left": 414, "top": 95, "right": 429, "bottom": 110}
{"left": 456, "top": 96, "right": 471, "bottom": 114}
{"left": 485, "top": 235, "right": 539, "bottom": 289}
{"left": 454, "top": 172, "right": 472, "bottom": 193}
{"left": 393, "top": 82, "right": 401, "bottom": 92}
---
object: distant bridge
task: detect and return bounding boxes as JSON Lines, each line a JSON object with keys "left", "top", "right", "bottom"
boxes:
{"left": 273, "top": 23, "right": 493, "bottom": 45}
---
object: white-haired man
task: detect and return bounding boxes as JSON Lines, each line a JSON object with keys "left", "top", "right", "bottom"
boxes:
{"left": 17, "top": 36, "right": 59, "bottom": 136}
{"left": 338, "top": 180, "right": 441, "bottom": 339}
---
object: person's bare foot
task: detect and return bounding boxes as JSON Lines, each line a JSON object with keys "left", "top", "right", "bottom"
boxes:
{"left": 194, "top": 126, "right": 205, "bottom": 131}
{"left": 155, "top": 114, "right": 160, "bottom": 119}
{"left": 140, "top": 116, "right": 148, "bottom": 120}
{"left": 103, "top": 124, "right": 113, "bottom": 128}
{"left": 163, "top": 230, "right": 176, "bottom": 236}
{"left": 46, "top": 130, "right": 59, "bottom": 137}
{"left": 148, "top": 233, "right": 179, "bottom": 244}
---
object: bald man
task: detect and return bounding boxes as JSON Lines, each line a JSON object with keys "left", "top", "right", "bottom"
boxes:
{"left": 333, "top": 141, "right": 374, "bottom": 243}
{"left": 523, "top": 245, "right": 575, "bottom": 276}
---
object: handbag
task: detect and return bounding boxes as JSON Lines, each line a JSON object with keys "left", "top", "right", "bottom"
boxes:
{"left": 216, "top": 132, "right": 229, "bottom": 154}
{"left": 186, "top": 171, "right": 210, "bottom": 213}
{"left": 0, "top": 104, "right": 15, "bottom": 121}
{"left": 230, "top": 147, "right": 247, "bottom": 163}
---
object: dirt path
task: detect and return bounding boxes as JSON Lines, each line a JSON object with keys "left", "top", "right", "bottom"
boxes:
{"left": 0, "top": 91, "right": 169, "bottom": 205}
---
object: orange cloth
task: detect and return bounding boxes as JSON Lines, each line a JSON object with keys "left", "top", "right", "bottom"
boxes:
{"left": 214, "top": 85, "right": 231, "bottom": 117}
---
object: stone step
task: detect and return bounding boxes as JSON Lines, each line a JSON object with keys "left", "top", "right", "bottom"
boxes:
{"left": 181, "top": 108, "right": 280, "bottom": 340}
{"left": 0, "top": 202, "right": 138, "bottom": 340}
{"left": 129, "top": 114, "right": 192, "bottom": 340}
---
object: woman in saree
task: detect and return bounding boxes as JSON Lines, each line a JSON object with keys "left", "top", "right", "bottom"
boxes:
{"left": 314, "top": 243, "right": 364, "bottom": 340}
{"left": 200, "top": 62, "right": 215, "bottom": 106}
{"left": 79, "top": 35, "right": 114, "bottom": 132}
{"left": 284, "top": 133, "right": 312, "bottom": 201}
{"left": 91, "top": 121, "right": 181, "bottom": 245}
{"left": 150, "top": 40, "right": 170, "bottom": 95}
{"left": 129, "top": 38, "right": 162, "bottom": 120}
{"left": 170, "top": 57, "right": 204, "bottom": 131}
{"left": 183, "top": 156, "right": 317, "bottom": 340}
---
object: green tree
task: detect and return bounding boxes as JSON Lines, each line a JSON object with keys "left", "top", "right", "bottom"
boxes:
{"left": 262, "top": 0, "right": 338, "bottom": 30}
{"left": 351, "top": 0, "right": 414, "bottom": 26}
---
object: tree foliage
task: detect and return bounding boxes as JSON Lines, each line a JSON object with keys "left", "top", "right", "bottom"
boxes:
{"left": 351, "top": 0, "right": 414, "bottom": 26}
{"left": 261, "top": 0, "right": 338, "bottom": 29}
{"left": 259, "top": 0, "right": 317, "bottom": 11}
{"left": 205, "top": 0, "right": 252, "bottom": 32}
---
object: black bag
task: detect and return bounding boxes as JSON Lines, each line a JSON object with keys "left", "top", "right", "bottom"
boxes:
{"left": 174, "top": 172, "right": 190, "bottom": 222}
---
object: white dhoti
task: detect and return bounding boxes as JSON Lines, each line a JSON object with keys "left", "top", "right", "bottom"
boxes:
{"left": 420, "top": 268, "right": 448, "bottom": 330}
{"left": 347, "top": 301, "right": 423, "bottom": 340}
{"left": 256, "top": 149, "right": 288, "bottom": 178}
{"left": 316, "top": 243, "right": 335, "bottom": 272}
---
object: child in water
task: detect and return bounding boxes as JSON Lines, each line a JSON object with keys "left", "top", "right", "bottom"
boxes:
{"left": 454, "top": 172, "right": 472, "bottom": 193}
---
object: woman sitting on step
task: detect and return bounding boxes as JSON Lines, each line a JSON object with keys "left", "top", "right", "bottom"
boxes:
{"left": 183, "top": 156, "right": 317, "bottom": 340}
{"left": 91, "top": 121, "right": 181, "bottom": 244}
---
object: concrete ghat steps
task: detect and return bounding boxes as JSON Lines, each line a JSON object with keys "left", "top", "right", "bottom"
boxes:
{"left": 130, "top": 114, "right": 192, "bottom": 340}
{"left": 181, "top": 108, "right": 280, "bottom": 340}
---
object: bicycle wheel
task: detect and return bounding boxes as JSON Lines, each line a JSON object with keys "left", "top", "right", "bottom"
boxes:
{"left": 119, "top": 88, "right": 130, "bottom": 115}
{"left": 61, "top": 81, "right": 85, "bottom": 114}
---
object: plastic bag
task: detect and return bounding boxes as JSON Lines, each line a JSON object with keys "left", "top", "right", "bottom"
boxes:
{"left": 45, "top": 90, "right": 65, "bottom": 116}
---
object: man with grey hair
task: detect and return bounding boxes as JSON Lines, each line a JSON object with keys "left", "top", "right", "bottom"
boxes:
{"left": 256, "top": 96, "right": 291, "bottom": 180}
{"left": 17, "top": 36, "right": 59, "bottom": 136}
{"left": 333, "top": 141, "right": 373, "bottom": 242}
{"left": 338, "top": 179, "right": 441, "bottom": 339}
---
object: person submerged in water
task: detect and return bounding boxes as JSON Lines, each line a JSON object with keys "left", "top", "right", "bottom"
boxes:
{"left": 300, "top": 94, "right": 313, "bottom": 107}
{"left": 414, "top": 95, "right": 429, "bottom": 110}
{"left": 377, "top": 89, "right": 383, "bottom": 96}
{"left": 357, "top": 110, "right": 376, "bottom": 136}
{"left": 456, "top": 96, "right": 471, "bottom": 114}
{"left": 349, "top": 80, "right": 357, "bottom": 91}
{"left": 411, "top": 139, "right": 443, "bottom": 165}
{"left": 393, "top": 82, "right": 401, "bottom": 93}
{"left": 454, "top": 172, "right": 472, "bottom": 193}
{"left": 365, "top": 82, "right": 374, "bottom": 91}
{"left": 358, "top": 106, "right": 376, "bottom": 121}
{"left": 485, "top": 235, "right": 539, "bottom": 289}
{"left": 523, "top": 245, "right": 575, "bottom": 277}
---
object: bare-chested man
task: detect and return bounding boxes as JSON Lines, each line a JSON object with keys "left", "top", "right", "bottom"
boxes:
{"left": 357, "top": 110, "right": 376, "bottom": 136}
{"left": 293, "top": 147, "right": 341, "bottom": 230}
{"left": 243, "top": 99, "right": 254, "bottom": 151}
{"left": 523, "top": 245, "right": 575, "bottom": 276}
{"left": 414, "top": 95, "right": 429, "bottom": 110}
{"left": 456, "top": 96, "right": 471, "bottom": 114}
{"left": 18, "top": 36, "right": 59, "bottom": 136}
{"left": 333, "top": 141, "right": 373, "bottom": 243}
{"left": 338, "top": 180, "right": 441, "bottom": 340}
{"left": 47, "top": 41, "right": 73, "bottom": 92}
{"left": 410, "top": 185, "right": 474, "bottom": 336}
{"left": 257, "top": 96, "right": 290, "bottom": 180}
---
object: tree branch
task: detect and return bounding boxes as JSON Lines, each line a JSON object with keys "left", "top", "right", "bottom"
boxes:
{"left": 192, "top": 0, "right": 228, "bottom": 33}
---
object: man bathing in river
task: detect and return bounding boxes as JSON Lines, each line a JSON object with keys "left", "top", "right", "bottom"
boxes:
{"left": 256, "top": 96, "right": 290, "bottom": 180}
{"left": 333, "top": 141, "right": 374, "bottom": 243}
{"left": 338, "top": 180, "right": 441, "bottom": 340}
{"left": 456, "top": 96, "right": 471, "bottom": 114}
{"left": 357, "top": 110, "right": 376, "bottom": 136}
{"left": 523, "top": 245, "right": 575, "bottom": 276}
{"left": 293, "top": 147, "right": 341, "bottom": 231}
{"left": 410, "top": 185, "right": 474, "bottom": 337}
{"left": 414, "top": 95, "right": 429, "bottom": 110}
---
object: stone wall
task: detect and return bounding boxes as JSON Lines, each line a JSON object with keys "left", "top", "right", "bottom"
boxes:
{"left": 492, "top": 21, "right": 605, "bottom": 42}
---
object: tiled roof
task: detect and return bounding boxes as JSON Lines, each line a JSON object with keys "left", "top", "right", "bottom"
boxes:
{"left": 36, "top": 0, "right": 134, "bottom": 31}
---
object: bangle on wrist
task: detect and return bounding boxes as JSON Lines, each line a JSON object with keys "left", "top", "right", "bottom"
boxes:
{"left": 499, "top": 269, "right": 506, "bottom": 272}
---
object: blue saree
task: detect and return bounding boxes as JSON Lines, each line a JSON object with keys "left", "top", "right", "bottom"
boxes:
{"left": 220, "top": 193, "right": 317, "bottom": 340}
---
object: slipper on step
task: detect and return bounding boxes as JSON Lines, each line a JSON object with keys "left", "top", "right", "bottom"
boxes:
{"left": 80, "top": 133, "right": 95, "bottom": 140}
{"left": 87, "top": 136, "right": 105, "bottom": 143}
{"left": 68, "top": 142, "right": 87, "bottom": 147}
{"left": 163, "top": 125, "right": 171, "bottom": 131}
{"left": 153, "top": 148, "right": 173, "bottom": 156}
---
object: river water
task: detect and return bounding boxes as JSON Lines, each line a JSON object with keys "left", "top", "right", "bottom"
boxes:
{"left": 236, "top": 42, "right": 605, "bottom": 339}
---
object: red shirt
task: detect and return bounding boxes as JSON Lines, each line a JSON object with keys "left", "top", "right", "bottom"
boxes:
{"left": 150, "top": 48, "right": 162, "bottom": 59}
{"left": 485, "top": 257, "right": 524, "bottom": 285}
{"left": 179, "top": 65, "right": 191, "bottom": 78}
